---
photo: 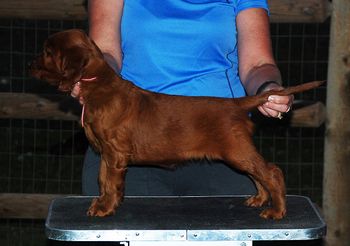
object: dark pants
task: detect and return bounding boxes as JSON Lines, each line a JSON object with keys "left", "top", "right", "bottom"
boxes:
{"left": 82, "top": 147, "right": 256, "bottom": 196}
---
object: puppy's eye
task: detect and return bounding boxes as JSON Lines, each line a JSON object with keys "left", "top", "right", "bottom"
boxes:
{"left": 45, "top": 48, "right": 53, "bottom": 56}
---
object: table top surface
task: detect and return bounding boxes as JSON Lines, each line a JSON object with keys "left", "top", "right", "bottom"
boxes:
{"left": 46, "top": 195, "right": 326, "bottom": 242}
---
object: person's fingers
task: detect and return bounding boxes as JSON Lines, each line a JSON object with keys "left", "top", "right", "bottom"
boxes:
{"left": 79, "top": 97, "right": 84, "bottom": 104}
{"left": 257, "top": 104, "right": 270, "bottom": 117}
{"left": 258, "top": 104, "right": 281, "bottom": 118}
{"left": 70, "top": 82, "right": 84, "bottom": 104}
{"left": 258, "top": 95, "right": 293, "bottom": 119}
{"left": 71, "top": 82, "right": 81, "bottom": 98}
{"left": 264, "top": 101, "right": 291, "bottom": 113}
{"left": 256, "top": 83, "right": 294, "bottom": 119}
{"left": 268, "top": 94, "right": 294, "bottom": 109}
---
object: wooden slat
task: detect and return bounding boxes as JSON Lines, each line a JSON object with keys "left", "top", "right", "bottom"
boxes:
{"left": 269, "top": 0, "right": 331, "bottom": 23}
{"left": 0, "top": 0, "right": 331, "bottom": 23}
{"left": 0, "top": 0, "right": 87, "bottom": 20}
{"left": 289, "top": 101, "right": 326, "bottom": 128}
{"left": 0, "top": 92, "right": 80, "bottom": 121}
{"left": 0, "top": 193, "right": 66, "bottom": 219}
{"left": 0, "top": 92, "right": 325, "bottom": 128}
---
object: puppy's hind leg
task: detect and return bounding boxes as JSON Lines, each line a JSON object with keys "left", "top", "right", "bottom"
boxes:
{"left": 258, "top": 162, "right": 286, "bottom": 219}
{"left": 245, "top": 176, "right": 270, "bottom": 208}
{"left": 224, "top": 139, "right": 286, "bottom": 219}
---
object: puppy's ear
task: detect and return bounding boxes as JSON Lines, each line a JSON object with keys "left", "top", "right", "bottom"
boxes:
{"left": 58, "top": 46, "right": 91, "bottom": 91}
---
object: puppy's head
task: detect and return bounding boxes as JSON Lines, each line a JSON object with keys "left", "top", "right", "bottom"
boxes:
{"left": 29, "top": 29, "right": 103, "bottom": 92}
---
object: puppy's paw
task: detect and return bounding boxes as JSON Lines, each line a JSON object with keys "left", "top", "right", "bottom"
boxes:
{"left": 87, "top": 197, "right": 117, "bottom": 217}
{"left": 259, "top": 208, "right": 286, "bottom": 220}
{"left": 245, "top": 195, "right": 269, "bottom": 208}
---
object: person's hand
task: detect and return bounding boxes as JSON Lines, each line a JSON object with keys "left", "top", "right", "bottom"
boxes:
{"left": 257, "top": 83, "right": 293, "bottom": 119}
{"left": 71, "top": 82, "right": 84, "bottom": 104}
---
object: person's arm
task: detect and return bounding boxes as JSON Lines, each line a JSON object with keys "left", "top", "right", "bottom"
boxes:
{"left": 236, "top": 8, "right": 292, "bottom": 118}
{"left": 88, "top": 0, "right": 123, "bottom": 73}
{"left": 71, "top": 0, "right": 123, "bottom": 101}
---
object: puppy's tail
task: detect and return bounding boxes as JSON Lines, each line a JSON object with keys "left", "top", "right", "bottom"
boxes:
{"left": 236, "top": 80, "right": 325, "bottom": 111}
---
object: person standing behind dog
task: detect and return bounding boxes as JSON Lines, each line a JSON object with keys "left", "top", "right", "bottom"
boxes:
{"left": 73, "top": 0, "right": 293, "bottom": 196}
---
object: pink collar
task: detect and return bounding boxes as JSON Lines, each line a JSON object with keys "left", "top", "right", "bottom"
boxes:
{"left": 80, "top": 77, "right": 97, "bottom": 82}
{"left": 79, "top": 77, "right": 97, "bottom": 127}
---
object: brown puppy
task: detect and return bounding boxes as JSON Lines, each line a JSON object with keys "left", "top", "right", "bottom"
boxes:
{"left": 30, "top": 29, "right": 323, "bottom": 219}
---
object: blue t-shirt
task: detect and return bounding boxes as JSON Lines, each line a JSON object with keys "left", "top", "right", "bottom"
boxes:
{"left": 120, "top": 0, "right": 269, "bottom": 98}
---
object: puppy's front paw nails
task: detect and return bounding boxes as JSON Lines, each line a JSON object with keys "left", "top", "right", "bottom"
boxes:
{"left": 260, "top": 208, "right": 286, "bottom": 220}
{"left": 245, "top": 196, "right": 269, "bottom": 208}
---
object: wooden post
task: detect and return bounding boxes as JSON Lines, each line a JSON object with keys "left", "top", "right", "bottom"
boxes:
{"left": 323, "top": 0, "right": 350, "bottom": 245}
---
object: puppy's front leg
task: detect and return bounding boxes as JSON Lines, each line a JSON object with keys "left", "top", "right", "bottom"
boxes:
{"left": 87, "top": 153, "right": 127, "bottom": 217}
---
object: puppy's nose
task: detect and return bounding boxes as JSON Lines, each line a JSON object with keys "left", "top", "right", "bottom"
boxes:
{"left": 28, "top": 59, "right": 35, "bottom": 69}
{"left": 28, "top": 53, "right": 43, "bottom": 68}
{"left": 28, "top": 60, "right": 38, "bottom": 73}
{"left": 28, "top": 54, "right": 42, "bottom": 69}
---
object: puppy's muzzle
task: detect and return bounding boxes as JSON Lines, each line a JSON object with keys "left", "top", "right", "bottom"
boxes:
{"left": 28, "top": 55, "right": 43, "bottom": 74}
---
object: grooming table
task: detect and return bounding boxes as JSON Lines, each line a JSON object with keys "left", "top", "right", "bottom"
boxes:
{"left": 46, "top": 195, "right": 326, "bottom": 246}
